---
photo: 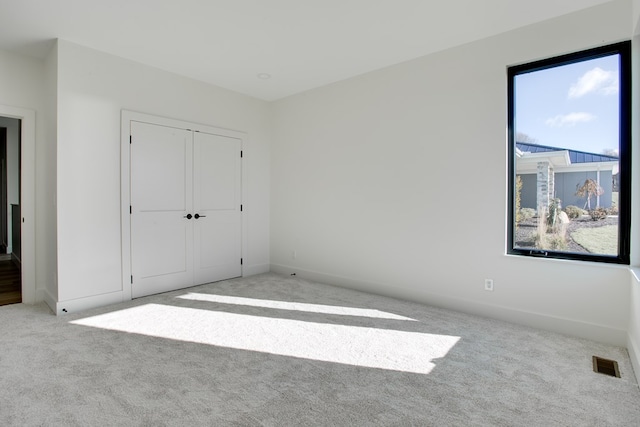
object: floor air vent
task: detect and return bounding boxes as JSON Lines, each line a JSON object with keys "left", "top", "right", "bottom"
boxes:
{"left": 592, "top": 356, "right": 620, "bottom": 378}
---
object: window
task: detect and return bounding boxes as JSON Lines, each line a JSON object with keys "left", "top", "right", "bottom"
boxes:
{"left": 507, "top": 42, "right": 630, "bottom": 264}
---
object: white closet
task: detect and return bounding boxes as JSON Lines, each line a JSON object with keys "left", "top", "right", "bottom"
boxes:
{"left": 127, "top": 118, "right": 242, "bottom": 298}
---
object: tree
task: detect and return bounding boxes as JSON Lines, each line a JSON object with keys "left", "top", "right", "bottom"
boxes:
{"left": 575, "top": 179, "right": 604, "bottom": 210}
{"left": 601, "top": 148, "right": 619, "bottom": 157}
{"left": 515, "top": 132, "right": 537, "bottom": 144}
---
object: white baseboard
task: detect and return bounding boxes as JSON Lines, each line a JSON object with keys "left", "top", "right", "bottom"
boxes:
{"left": 54, "top": 291, "right": 125, "bottom": 316}
{"left": 243, "top": 263, "right": 270, "bottom": 277}
{"left": 41, "top": 288, "right": 57, "bottom": 314}
{"left": 46, "top": 266, "right": 268, "bottom": 316}
{"left": 34, "top": 288, "right": 46, "bottom": 303}
{"left": 627, "top": 333, "right": 640, "bottom": 385}
{"left": 271, "top": 264, "right": 627, "bottom": 346}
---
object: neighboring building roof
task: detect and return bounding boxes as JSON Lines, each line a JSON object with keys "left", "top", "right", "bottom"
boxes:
{"left": 516, "top": 142, "right": 618, "bottom": 164}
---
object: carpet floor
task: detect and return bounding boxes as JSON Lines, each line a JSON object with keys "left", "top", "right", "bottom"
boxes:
{"left": 0, "top": 273, "right": 638, "bottom": 426}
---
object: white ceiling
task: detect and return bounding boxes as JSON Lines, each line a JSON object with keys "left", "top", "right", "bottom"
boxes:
{"left": 0, "top": 0, "right": 614, "bottom": 101}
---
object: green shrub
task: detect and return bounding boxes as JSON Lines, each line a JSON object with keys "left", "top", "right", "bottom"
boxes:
{"left": 519, "top": 208, "right": 536, "bottom": 221}
{"left": 564, "top": 205, "right": 582, "bottom": 219}
{"left": 589, "top": 207, "right": 607, "bottom": 221}
{"left": 605, "top": 206, "right": 618, "bottom": 215}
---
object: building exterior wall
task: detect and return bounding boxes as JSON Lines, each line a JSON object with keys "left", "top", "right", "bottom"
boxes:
{"left": 519, "top": 171, "right": 614, "bottom": 211}
{"left": 519, "top": 174, "right": 537, "bottom": 210}
{"left": 555, "top": 171, "right": 613, "bottom": 209}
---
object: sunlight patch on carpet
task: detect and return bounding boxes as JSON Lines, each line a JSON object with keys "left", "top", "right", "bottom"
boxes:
{"left": 71, "top": 304, "right": 458, "bottom": 374}
{"left": 176, "top": 293, "right": 416, "bottom": 321}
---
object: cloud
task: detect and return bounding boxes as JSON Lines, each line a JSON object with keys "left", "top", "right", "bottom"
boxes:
{"left": 568, "top": 67, "right": 618, "bottom": 98}
{"left": 545, "top": 112, "right": 596, "bottom": 127}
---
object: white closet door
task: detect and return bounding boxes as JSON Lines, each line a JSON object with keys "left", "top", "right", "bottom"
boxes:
{"left": 130, "top": 121, "right": 194, "bottom": 298}
{"left": 193, "top": 131, "right": 242, "bottom": 284}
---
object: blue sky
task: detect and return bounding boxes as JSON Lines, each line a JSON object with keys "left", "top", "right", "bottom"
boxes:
{"left": 515, "top": 54, "right": 619, "bottom": 156}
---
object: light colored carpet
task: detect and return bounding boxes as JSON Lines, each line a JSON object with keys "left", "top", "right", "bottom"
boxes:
{"left": 1, "top": 273, "right": 639, "bottom": 426}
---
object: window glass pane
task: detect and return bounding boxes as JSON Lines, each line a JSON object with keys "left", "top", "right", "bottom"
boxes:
{"left": 509, "top": 43, "right": 630, "bottom": 264}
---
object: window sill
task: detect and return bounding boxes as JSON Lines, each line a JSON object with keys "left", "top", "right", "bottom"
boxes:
{"left": 503, "top": 253, "right": 629, "bottom": 270}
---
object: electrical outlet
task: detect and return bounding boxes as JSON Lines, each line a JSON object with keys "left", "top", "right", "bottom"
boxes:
{"left": 484, "top": 279, "right": 494, "bottom": 291}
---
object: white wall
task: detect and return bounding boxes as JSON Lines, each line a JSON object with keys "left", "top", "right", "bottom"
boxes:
{"left": 42, "top": 42, "right": 59, "bottom": 303}
{"left": 629, "top": 270, "right": 640, "bottom": 384}
{"left": 634, "top": 0, "right": 640, "bottom": 34}
{"left": 55, "top": 41, "right": 271, "bottom": 306}
{"left": 0, "top": 49, "right": 44, "bottom": 110}
{"left": 628, "top": 15, "right": 640, "bottom": 383}
{"left": 0, "top": 116, "right": 20, "bottom": 253}
{"left": 272, "top": 0, "right": 633, "bottom": 345}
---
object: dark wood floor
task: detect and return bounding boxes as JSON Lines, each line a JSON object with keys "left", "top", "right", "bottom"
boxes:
{"left": 0, "top": 260, "right": 21, "bottom": 306}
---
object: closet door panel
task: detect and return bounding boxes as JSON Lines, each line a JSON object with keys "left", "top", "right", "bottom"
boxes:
{"left": 130, "top": 121, "right": 194, "bottom": 298}
{"left": 193, "top": 131, "right": 242, "bottom": 284}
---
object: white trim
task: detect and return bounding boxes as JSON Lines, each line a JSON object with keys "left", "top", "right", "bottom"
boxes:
{"left": 242, "top": 138, "right": 249, "bottom": 278}
{"left": 271, "top": 263, "right": 628, "bottom": 346}
{"left": 517, "top": 150, "right": 572, "bottom": 167}
{"left": 629, "top": 267, "right": 640, "bottom": 385}
{"left": 0, "top": 104, "right": 36, "bottom": 304}
{"left": 597, "top": 169, "right": 601, "bottom": 207}
{"left": 55, "top": 291, "right": 125, "bottom": 315}
{"left": 627, "top": 331, "right": 640, "bottom": 385}
{"left": 243, "top": 263, "right": 270, "bottom": 276}
{"left": 503, "top": 253, "right": 628, "bottom": 270}
{"left": 121, "top": 110, "right": 247, "bottom": 301}
{"left": 120, "top": 112, "right": 132, "bottom": 301}
{"left": 41, "top": 287, "right": 57, "bottom": 314}
{"left": 517, "top": 161, "right": 617, "bottom": 174}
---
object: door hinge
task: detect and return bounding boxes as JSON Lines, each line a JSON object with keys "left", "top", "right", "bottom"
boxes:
{"left": 240, "top": 258, "right": 243, "bottom": 265}
{"left": 240, "top": 150, "right": 243, "bottom": 158}
{"left": 131, "top": 275, "right": 133, "bottom": 284}
{"left": 240, "top": 204, "right": 243, "bottom": 212}
{"left": 130, "top": 205, "right": 132, "bottom": 214}
{"left": 129, "top": 135, "right": 132, "bottom": 144}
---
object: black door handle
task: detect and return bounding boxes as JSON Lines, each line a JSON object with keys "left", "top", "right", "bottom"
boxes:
{"left": 194, "top": 213, "right": 206, "bottom": 219}
{"left": 184, "top": 214, "right": 192, "bottom": 219}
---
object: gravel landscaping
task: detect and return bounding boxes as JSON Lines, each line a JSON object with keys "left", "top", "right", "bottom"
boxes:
{"left": 514, "top": 215, "right": 619, "bottom": 254}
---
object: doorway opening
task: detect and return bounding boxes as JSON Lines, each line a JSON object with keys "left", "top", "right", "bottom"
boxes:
{"left": 0, "top": 117, "right": 21, "bottom": 306}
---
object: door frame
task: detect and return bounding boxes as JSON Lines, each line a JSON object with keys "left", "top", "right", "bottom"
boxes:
{"left": 0, "top": 105, "right": 35, "bottom": 304}
{"left": 0, "top": 129, "right": 7, "bottom": 253}
{"left": 121, "top": 110, "right": 247, "bottom": 300}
